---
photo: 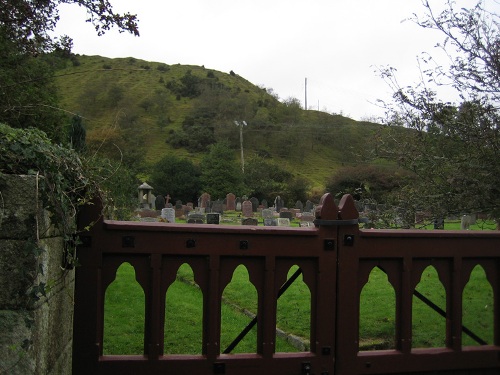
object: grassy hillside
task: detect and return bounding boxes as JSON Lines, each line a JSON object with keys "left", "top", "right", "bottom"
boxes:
{"left": 55, "top": 55, "right": 387, "bottom": 190}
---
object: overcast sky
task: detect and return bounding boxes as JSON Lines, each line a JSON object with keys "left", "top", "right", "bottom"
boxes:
{"left": 54, "top": 0, "right": 491, "bottom": 120}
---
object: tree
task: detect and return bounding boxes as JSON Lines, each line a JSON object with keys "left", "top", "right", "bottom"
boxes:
{"left": 149, "top": 155, "right": 200, "bottom": 204}
{"left": 378, "top": 0, "right": 500, "bottom": 220}
{"left": 0, "top": 0, "right": 139, "bottom": 140}
{"left": 0, "top": 0, "right": 139, "bottom": 54}
{"left": 200, "top": 142, "right": 243, "bottom": 199}
{"left": 68, "top": 114, "right": 86, "bottom": 152}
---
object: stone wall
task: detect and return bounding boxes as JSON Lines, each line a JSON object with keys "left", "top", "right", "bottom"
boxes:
{"left": 0, "top": 174, "right": 74, "bottom": 375}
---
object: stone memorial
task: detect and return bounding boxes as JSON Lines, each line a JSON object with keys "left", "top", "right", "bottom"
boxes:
{"left": 305, "top": 200, "right": 314, "bottom": 212}
{"left": 279, "top": 211, "right": 293, "bottom": 220}
{"left": 250, "top": 197, "right": 259, "bottom": 212}
{"left": 226, "top": 193, "right": 236, "bottom": 211}
{"left": 212, "top": 200, "right": 224, "bottom": 214}
{"left": 264, "top": 218, "right": 277, "bottom": 226}
{"left": 206, "top": 213, "right": 220, "bottom": 224}
{"left": 242, "top": 217, "right": 258, "bottom": 226}
{"left": 161, "top": 207, "right": 176, "bottom": 223}
{"left": 242, "top": 200, "right": 253, "bottom": 217}
{"left": 295, "top": 200, "right": 304, "bottom": 212}
{"left": 261, "top": 209, "right": 274, "bottom": 220}
{"left": 274, "top": 196, "right": 284, "bottom": 212}
{"left": 277, "top": 218, "right": 290, "bottom": 227}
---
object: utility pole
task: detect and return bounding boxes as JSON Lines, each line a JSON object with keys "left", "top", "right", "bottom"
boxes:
{"left": 234, "top": 120, "right": 247, "bottom": 173}
{"left": 304, "top": 77, "right": 307, "bottom": 110}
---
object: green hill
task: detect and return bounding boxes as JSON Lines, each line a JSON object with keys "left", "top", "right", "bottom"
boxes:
{"left": 55, "top": 55, "right": 388, "bottom": 191}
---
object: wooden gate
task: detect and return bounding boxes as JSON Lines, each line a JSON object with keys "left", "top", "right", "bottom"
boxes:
{"left": 72, "top": 193, "right": 500, "bottom": 375}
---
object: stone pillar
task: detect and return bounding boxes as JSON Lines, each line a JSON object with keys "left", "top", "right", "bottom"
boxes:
{"left": 0, "top": 174, "right": 74, "bottom": 375}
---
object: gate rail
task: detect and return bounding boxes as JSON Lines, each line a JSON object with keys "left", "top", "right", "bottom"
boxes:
{"left": 72, "top": 193, "right": 500, "bottom": 375}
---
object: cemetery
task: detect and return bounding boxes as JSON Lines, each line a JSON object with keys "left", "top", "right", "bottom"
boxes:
{"left": 135, "top": 183, "right": 318, "bottom": 228}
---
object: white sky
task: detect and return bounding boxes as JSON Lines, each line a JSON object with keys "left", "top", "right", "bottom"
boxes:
{"left": 54, "top": 0, "right": 491, "bottom": 120}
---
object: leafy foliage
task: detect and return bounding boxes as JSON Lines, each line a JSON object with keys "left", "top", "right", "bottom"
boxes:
{"left": 200, "top": 142, "right": 243, "bottom": 199}
{"left": 0, "top": 123, "right": 99, "bottom": 253}
{"left": 149, "top": 155, "right": 200, "bottom": 203}
{"left": 0, "top": 0, "right": 139, "bottom": 54}
{"left": 378, "top": 0, "right": 500, "bottom": 220}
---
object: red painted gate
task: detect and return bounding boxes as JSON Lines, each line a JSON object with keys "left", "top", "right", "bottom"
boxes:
{"left": 72, "top": 193, "right": 500, "bottom": 375}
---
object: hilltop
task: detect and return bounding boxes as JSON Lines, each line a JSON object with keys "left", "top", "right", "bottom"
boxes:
{"left": 55, "top": 55, "right": 388, "bottom": 190}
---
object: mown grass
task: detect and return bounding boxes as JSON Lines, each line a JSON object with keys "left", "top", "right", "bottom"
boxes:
{"left": 103, "top": 260, "right": 494, "bottom": 355}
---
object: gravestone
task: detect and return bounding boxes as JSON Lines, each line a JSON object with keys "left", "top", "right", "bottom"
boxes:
{"left": 175, "top": 200, "right": 183, "bottom": 209}
{"left": 206, "top": 213, "right": 220, "bottom": 225}
{"left": 461, "top": 215, "right": 473, "bottom": 230}
{"left": 264, "top": 218, "right": 277, "bottom": 226}
{"left": 242, "top": 200, "right": 253, "bottom": 217}
{"left": 242, "top": 217, "right": 258, "bottom": 226}
{"left": 300, "top": 213, "right": 315, "bottom": 222}
{"left": 188, "top": 213, "right": 205, "bottom": 224}
{"left": 161, "top": 208, "right": 176, "bottom": 223}
{"left": 295, "top": 200, "right": 304, "bottom": 212}
{"left": 274, "top": 196, "right": 284, "bottom": 212}
{"left": 226, "top": 193, "right": 236, "bottom": 211}
{"left": 155, "top": 195, "right": 166, "bottom": 210}
{"left": 300, "top": 221, "right": 315, "bottom": 227}
{"left": 279, "top": 211, "right": 293, "bottom": 220}
{"left": 236, "top": 202, "right": 242, "bottom": 212}
{"left": 305, "top": 200, "right": 314, "bottom": 212}
{"left": 250, "top": 197, "right": 259, "bottom": 212}
{"left": 261, "top": 209, "right": 274, "bottom": 220}
{"left": 276, "top": 218, "right": 290, "bottom": 227}
{"left": 212, "top": 200, "right": 224, "bottom": 214}
{"left": 199, "top": 192, "right": 210, "bottom": 209}
{"left": 261, "top": 199, "right": 268, "bottom": 209}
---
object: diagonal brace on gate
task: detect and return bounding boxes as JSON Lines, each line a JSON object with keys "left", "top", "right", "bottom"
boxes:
{"left": 223, "top": 267, "right": 304, "bottom": 354}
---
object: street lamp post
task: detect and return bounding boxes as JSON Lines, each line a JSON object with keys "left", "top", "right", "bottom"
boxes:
{"left": 234, "top": 120, "right": 247, "bottom": 173}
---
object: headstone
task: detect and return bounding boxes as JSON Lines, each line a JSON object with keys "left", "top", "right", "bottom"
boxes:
{"left": 280, "top": 211, "right": 293, "bottom": 220}
{"left": 188, "top": 212, "right": 205, "bottom": 224}
{"left": 276, "top": 218, "right": 290, "bottom": 227}
{"left": 212, "top": 200, "right": 224, "bottom": 214}
{"left": 264, "top": 218, "right": 277, "bottom": 226}
{"left": 242, "top": 200, "right": 253, "bottom": 217}
{"left": 242, "top": 217, "right": 258, "bottom": 226}
{"left": 300, "top": 221, "right": 315, "bottom": 227}
{"left": 295, "top": 200, "right": 304, "bottom": 212}
{"left": 206, "top": 213, "right": 220, "bottom": 224}
{"left": 261, "top": 199, "right": 268, "bottom": 209}
{"left": 461, "top": 215, "right": 472, "bottom": 230}
{"left": 226, "top": 193, "right": 236, "bottom": 211}
{"left": 274, "top": 196, "right": 284, "bottom": 212}
{"left": 305, "top": 200, "right": 314, "bottom": 212}
{"left": 301, "top": 213, "right": 315, "bottom": 222}
{"left": 155, "top": 195, "right": 166, "bottom": 210}
{"left": 261, "top": 209, "right": 274, "bottom": 220}
{"left": 161, "top": 207, "right": 176, "bottom": 223}
{"left": 175, "top": 200, "right": 183, "bottom": 209}
{"left": 236, "top": 202, "right": 242, "bottom": 212}
{"left": 250, "top": 197, "right": 259, "bottom": 212}
{"left": 199, "top": 192, "right": 210, "bottom": 209}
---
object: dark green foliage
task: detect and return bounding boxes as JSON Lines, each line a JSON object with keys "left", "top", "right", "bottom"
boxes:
{"left": 68, "top": 115, "right": 86, "bottom": 152}
{"left": 325, "top": 165, "right": 409, "bottom": 202}
{"left": 0, "top": 123, "right": 99, "bottom": 246}
{"left": 149, "top": 155, "right": 200, "bottom": 203}
{"left": 157, "top": 63, "right": 169, "bottom": 72}
{"left": 200, "top": 142, "right": 243, "bottom": 199}
{"left": 379, "top": 1, "right": 500, "bottom": 219}
{"left": 0, "top": 33, "right": 65, "bottom": 142}
{"left": 167, "top": 115, "right": 216, "bottom": 152}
